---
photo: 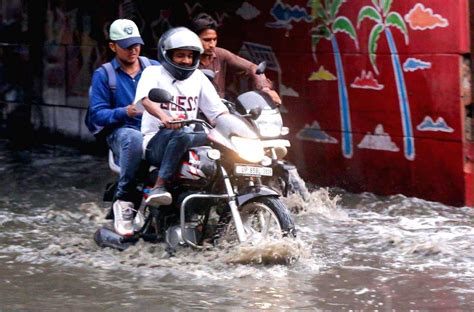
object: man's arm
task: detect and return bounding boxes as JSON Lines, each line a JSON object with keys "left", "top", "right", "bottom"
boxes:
{"left": 140, "top": 97, "right": 183, "bottom": 129}
{"left": 198, "top": 70, "right": 230, "bottom": 124}
{"left": 219, "top": 48, "right": 282, "bottom": 105}
{"left": 134, "top": 66, "right": 183, "bottom": 130}
{"left": 89, "top": 68, "right": 129, "bottom": 127}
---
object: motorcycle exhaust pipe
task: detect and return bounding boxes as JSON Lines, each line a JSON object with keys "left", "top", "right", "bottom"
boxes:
{"left": 94, "top": 227, "right": 138, "bottom": 251}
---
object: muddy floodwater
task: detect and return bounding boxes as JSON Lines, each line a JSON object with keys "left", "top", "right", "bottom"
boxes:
{"left": 1, "top": 140, "right": 474, "bottom": 310}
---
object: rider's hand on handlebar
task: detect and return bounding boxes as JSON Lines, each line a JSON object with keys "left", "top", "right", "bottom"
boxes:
{"left": 162, "top": 116, "right": 184, "bottom": 129}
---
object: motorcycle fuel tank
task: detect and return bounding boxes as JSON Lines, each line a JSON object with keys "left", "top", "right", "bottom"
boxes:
{"left": 177, "top": 146, "right": 218, "bottom": 187}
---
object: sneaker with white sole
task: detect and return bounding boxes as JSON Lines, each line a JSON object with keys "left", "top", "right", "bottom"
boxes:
{"left": 113, "top": 200, "right": 136, "bottom": 236}
{"left": 145, "top": 186, "right": 172, "bottom": 206}
{"left": 133, "top": 209, "right": 145, "bottom": 231}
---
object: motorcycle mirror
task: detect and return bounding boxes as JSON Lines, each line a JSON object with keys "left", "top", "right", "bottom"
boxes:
{"left": 148, "top": 88, "right": 173, "bottom": 103}
{"left": 255, "top": 61, "right": 267, "bottom": 75}
{"left": 148, "top": 88, "right": 188, "bottom": 119}
{"left": 249, "top": 107, "right": 262, "bottom": 120}
{"left": 200, "top": 69, "right": 216, "bottom": 81}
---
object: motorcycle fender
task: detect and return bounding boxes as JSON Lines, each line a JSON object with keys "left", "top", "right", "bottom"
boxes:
{"left": 236, "top": 186, "right": 280, "bottom": 206}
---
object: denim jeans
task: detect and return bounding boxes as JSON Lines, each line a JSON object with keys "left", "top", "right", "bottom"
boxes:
{"left": 106, "top": 127, "right": 143, "bottom": 202}
{"left": 145, "top": 128, "right": 208, "bottom": 181}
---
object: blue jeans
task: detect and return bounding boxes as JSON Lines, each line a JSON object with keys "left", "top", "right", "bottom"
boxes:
{"left": 145, "top": 128, "right": 208, "bottom": 181}
{"left": 107, "top": 127, "right": 143, "bottom": 202}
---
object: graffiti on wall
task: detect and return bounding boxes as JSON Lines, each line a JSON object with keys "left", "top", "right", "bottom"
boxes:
{"left": 417, "top": 117, "right": 454, "bottom": 133}
{"left": 43, "top": 1, "right": 103, "bottom": 104}
{"left": 300, "top": 0, "right": 452, "bottom": 161}
{"left": 265, "top": 0, "right": 312, "bottom": 30}
{"left": 308, "top": 0, "right": 358, "bottom": 159}
{"left": 0, "top": 0, "right": 28, "bottom": 103}
{"left": 403, "top": 58, "right": 432, "bottom": 72}
{"left": 404, "top": 3, "right": 449, "bottom": 30}
{"left": 350, "top": 71, "right": 384, "bottom": 90}
{"left": 357, "top": 0, "right": 414, "bottom": 160}
{"left": 239, "top": 41, "right": 299, "bottom": 99}
{"left": 150, "top": 10, "right": 173, "bottom": 44}
{"left": 184, "top": 3, "right": 202, "bottom": 17}
{"left": 236, "top": 2, "right": 260, "bottom": 20}
{"left": 308, "top": 66, "right": 336, "bottom": 81}
{"left": 297, "top": 121, "right": 338, "bottom": 144}
{"left": 358, "top": 124, "right": 400, "bottom": 152}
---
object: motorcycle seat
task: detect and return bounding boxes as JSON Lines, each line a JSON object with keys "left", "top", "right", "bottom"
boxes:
{"left": 108, "top": 149, "right": 158, "bottom": 175}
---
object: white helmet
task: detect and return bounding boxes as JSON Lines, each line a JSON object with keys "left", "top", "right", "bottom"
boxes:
{"left": 157, "top": 27, "right": 204, "bottom": 80}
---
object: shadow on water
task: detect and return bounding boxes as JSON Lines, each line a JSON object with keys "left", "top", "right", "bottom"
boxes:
{"left": 2, "top": 140, "right": 474, "bottom": 310}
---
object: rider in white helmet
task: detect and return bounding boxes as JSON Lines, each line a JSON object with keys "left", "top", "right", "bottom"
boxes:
{"left": 134, "top": 27, "right": 228, "bottom": 206}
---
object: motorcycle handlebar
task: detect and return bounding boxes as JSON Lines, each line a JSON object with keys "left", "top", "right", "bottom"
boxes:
{"left": 221, "top": 99, "right": 237, "bottom": 114}
{"left": 162, "top": 118, "right": 213, "bottom": 130}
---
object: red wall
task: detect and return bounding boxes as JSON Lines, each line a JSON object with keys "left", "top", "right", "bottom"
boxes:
{"left": 217, "top": 0, "right": 471, "bottom": 206}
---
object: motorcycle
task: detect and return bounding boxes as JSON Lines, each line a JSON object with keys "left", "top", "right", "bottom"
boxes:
{"left": 94, "top": 87, "right": 296, "bottom": 252}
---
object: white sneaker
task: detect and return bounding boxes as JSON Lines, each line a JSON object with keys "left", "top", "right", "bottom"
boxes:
{"left": 133, "top": 209, "right": 145, "bottom": 231}
{"left": 113, "top": 200, "right": 136, "bottom": 237}
{"left": 145, "top": 186, "right": 172, "bottom": 206}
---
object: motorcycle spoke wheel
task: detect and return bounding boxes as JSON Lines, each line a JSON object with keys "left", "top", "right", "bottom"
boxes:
{"left": 217, "top": 197, "right": 295, "bottom": 246}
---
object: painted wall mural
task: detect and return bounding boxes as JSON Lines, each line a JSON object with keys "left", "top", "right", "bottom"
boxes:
{"left": 266, "top": 0, "right": 312, "bottom": 30}
{"left": 309, "top": 0, "right": 359, "bottom": 159}
{"left": 297, "top": 121, "right": 338, "bottom": 144}
{"left": 239, "top": 41, "right": 300, "bottom": 99}
{"left": 301, "top": 0, "right": 454, "bottom": 161}
{"left": 308, "top": 66, "right": 336, "bottom": 81}
{"left": 403, "top": 58, "right": 432, "bottom": 72}
{"left": 404, "top": 3, "right": 449, "bottom": 30}
{"left": 358, "top": 124, "right": 400, "bottom": 152}
{"left": 350, "top": 71, "right": 384, "bottom": 90}
{"left": 417, "top": 117, "right": 454, "bottom": 133}
{"left": 257, "top": 0, "right": 469, "bottom": 205}
{"left": 358, "top": 0, "right": 414, "bottom": 160}
{"left": 0, "top": 0, "right": 28, "bottom": 103}
{"left": 236, "top": 2, "right": 261, "bottom": 20}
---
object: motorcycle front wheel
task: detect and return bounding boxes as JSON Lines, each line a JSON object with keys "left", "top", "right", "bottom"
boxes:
{"left": 217, "top": 196, "right": 296, "bottom": 246}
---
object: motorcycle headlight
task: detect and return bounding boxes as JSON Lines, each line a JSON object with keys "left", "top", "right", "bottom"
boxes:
{"left": 231, "top": 136, "right": 264, "bottom": 163}
{"left": 257, "top": 121, "right": 281, "bottom": 137}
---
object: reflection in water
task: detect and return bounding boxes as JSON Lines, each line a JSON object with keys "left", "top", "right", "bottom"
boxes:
{"left": 1, "top": 140, "right": 474, "bottom": 310}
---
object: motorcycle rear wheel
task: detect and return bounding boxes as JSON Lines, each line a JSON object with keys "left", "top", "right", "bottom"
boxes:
{"left": 217, "top": 196, "right": 296, "bottom": 246}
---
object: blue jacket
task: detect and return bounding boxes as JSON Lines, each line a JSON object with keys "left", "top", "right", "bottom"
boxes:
{"left": 88, "top": 57, "right": 160, "bottom": 132}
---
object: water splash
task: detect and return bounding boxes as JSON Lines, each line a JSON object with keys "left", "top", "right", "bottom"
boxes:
{"left": 220, "top": 238, "right": 310, "bottom": 265}
{"left": 283, "top": 187, "right": 351, "bottom": 222}
{"left": 287, "top": 168, "right": 311, "bottom": 201}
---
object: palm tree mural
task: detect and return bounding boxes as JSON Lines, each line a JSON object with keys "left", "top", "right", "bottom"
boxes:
{"left": 358, "top": 0, "right": 414, "bottom": 160}
{"left": 310, "top": 0, "right": 358, "bottom": 159}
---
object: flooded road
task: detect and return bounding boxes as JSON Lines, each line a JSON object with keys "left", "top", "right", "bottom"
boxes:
{"left": 1, "top": 140, "right": 474, "bottom": 310}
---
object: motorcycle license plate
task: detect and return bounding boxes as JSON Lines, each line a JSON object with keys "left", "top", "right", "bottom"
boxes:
{"left": 235, "top": 164, "right": 273, "bottom": 177}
